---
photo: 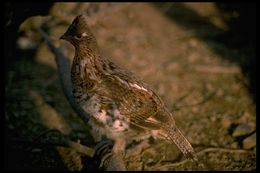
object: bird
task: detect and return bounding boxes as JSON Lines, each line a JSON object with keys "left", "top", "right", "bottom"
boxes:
{"left": 60, "top": 14, "right": 197, "bottom": 163}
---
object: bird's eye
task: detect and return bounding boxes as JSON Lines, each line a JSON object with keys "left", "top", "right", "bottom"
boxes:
{"left": 74, "top": 34, "right": 82, "bottom": 39}
{"left": 74, "top": 32, "right": 88, "bottom": 39}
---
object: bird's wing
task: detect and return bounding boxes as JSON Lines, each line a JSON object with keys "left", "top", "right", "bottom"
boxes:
{"left": 97, "top": 59, "right": 169, "bottom": 130}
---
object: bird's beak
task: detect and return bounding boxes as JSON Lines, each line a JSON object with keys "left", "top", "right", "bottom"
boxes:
{"left": 60, "top": 34, "right": 67, "bottom": 40}
{"left": 60, "top": 31, "right": 71, "bottom": 40}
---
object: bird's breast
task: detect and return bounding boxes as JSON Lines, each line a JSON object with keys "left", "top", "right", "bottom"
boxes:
{"left": 79, "top": 95, "right": 131, "bottom": 139}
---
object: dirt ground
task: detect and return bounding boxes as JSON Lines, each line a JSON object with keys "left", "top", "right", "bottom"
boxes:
{"left": 5, "top": 3, "right": 256, "bottom": 171}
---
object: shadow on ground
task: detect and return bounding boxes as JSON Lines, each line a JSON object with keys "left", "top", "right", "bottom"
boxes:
{"left": 153, "top": 3, "right": 256, "bottom": 102}
{"left": 5, "top": 48, "right": 97, "bottom": 170}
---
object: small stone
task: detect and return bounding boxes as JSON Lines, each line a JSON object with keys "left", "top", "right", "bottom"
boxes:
{"left": 232, "top": 124, "right": 254, "bottom": 137}
{"left": 243, "top": 133, "right": 256, "bottom": 149}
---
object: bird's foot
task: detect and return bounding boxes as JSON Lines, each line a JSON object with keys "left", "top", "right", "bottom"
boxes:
{"left": 93, "top": 139, "right": 114, "bottom": 169}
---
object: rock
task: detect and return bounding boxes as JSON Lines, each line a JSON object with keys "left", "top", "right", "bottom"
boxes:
{"left": 243, "top": 133, "right": 256, "bottom": 149}
{"left": 232, "top": 124, "right": 254, "bottom": 137}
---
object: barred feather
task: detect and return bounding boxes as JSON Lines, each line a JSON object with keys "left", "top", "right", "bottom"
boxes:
{"left": 163, "top": 127, "right": 198, "bottom": 161}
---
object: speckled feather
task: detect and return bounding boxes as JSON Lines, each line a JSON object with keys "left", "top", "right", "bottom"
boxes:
{"left": 61, "top": 15, "right": 197, "bottom": 161}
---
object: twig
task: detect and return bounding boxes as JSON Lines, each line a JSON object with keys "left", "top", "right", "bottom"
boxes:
{"left": 34, "top": 129, "right": 95, "bottom": 157}
{"left": 62, "top": 139, "right": 95, "bottom": 157}
{"left": 37, "top": 27, "right": 90, "bottom": 124}
{"left": 10, "top": 136, "right": 95, "bottom": 158}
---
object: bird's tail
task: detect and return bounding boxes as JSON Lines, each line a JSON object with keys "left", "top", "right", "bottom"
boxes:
{"left": 162, "top": 126, "right": 198, "bottom": 162}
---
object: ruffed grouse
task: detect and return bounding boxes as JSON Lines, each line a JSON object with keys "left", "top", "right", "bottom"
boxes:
{"left": 60, "top": 15, "right": 197, "bottom": 162}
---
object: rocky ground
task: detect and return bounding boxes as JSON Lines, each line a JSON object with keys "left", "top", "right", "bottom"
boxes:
{"left": 5, "top": 3, "right": 256, "bottom": 171}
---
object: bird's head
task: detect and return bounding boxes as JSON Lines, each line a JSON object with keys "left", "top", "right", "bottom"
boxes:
{"left": 60, "top": 15, "right": 96, "bottom": 47}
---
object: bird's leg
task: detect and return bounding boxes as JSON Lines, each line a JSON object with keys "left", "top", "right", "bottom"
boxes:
{"left": 112, "top": 138, "right": 126, "bottom": 156}
{"left": 94, "top": 139, "right": 113, "bottom": 158}
{"left": 94, "top": 138, "right": 126, "bottom": 170}
{"left": 93, "top": 139, "right": 114, "bottom": 169}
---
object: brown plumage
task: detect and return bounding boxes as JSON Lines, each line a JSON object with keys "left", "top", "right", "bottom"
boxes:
{"left": 60, "top": 15, "right": 197, "bottom": 161}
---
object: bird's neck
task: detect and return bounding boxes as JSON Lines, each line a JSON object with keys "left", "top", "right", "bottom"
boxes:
{"left": 71, "top": 44, "right": 102, "bottom": 85}
{"left": 75, "top": 41, "right": 100, "bottom": 59}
